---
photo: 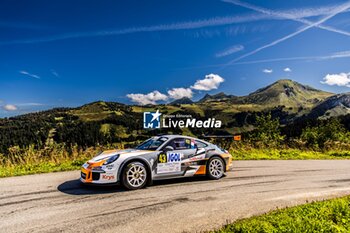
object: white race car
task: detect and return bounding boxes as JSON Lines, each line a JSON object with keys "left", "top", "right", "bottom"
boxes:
{"left": 80, "top": 135, "right": 233, "bottom": 190}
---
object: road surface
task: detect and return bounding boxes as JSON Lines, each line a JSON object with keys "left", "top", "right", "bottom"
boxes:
{"left": 1, "top": 160, "right": 350, "bottom": 233}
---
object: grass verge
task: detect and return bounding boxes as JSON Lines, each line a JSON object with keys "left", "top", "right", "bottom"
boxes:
{"left": 0, "top": 158, "right": 88, "bottom": 177}
{"left": 0, "top": 144, "right": 101, "bottom": 178}
{"left": 1, "top": 144, "right": 350, "bottom": 178}
{"left": 215, "top": 196, "right": 350, "bottom": 233}
{"left": 231, "top": 148, "right": 350, "bottom": 160}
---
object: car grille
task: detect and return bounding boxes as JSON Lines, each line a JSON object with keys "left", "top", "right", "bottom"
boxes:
{"left": 92, "top": 172, "right": 100, "bottom": 181}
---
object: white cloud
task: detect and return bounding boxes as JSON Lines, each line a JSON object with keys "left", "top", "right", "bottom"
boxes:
{"left": 167, "top": 88, "right": 193, "bottom": 99}
{"left": 284, "top": 67, "right": 292, "bottom": 72}
{"left": 127, "top": 74, "right": 225, "bottom": 104}
{"left": 216, "top": 45, "right": 244, "bottom": 58}
{"left": 263, "top": 69, "right": 273, "bottom": 73}
{"left": 19, "top": 70, "right": 40, "bottom": 79}
{"left": 321, "top": 72, "right": 350, "bottom": 87}
{"left": 2, "top": 104, "right": 18, "bottom": 111}
{"left": 191, "top": 74, "right": 225, "bottom": 91}
{"left": 127, "top": 91, "right": 168, "bottom": 105}
{"left": 51, "top": 69, "right": 59, "bottom": 78}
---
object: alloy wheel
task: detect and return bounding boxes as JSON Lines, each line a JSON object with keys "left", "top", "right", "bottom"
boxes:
{"left": 126, "top": 164, "right": 147, "bottom": 188}
{"left": 209, "top": 158, "right": 224, "bottom": 178}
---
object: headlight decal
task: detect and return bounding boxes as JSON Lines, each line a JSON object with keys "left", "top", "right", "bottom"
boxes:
{"left": 103, "top": 154, "right": 120, "bottom": 165}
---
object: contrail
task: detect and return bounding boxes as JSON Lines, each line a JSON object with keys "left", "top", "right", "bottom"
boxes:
{"left": 19, "top": 70, "right": 40, "bottom": 79}
{"left": 223, "top": 0, "right": 350, "bottom": 37}
{"left": 176, "top": 50, "right": 350, "bottom": 70}
{"left": 0, "top": 3, "right": 346, "bottom": 45}
{"left": 223, "top": 1, "right": 350, "bottom": 64}
{"left": 0, "top": 14, "right": 271, "bottom": 45}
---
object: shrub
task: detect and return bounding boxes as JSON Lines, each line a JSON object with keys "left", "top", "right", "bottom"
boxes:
{"left": 301, "top": 118, "right": 348, "bottom": 149}
{"left": 252, "top": 113, "right": 285, "bottom": 147}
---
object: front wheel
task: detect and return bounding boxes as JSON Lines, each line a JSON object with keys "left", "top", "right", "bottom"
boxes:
{"left": 206, "top": 157, "right": 225, "bottom": 180}
{"left": 121, "top": 162, "right": 148, "bottom": 190}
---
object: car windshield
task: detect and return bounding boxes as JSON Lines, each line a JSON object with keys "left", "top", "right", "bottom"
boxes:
{"left": 136, "top": 137, "right": 168, "bottom": 150}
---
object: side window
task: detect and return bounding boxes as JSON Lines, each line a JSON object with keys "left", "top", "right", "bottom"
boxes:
{"left": 195, "top": 140, "right": 208, "bottom": 148}
{"left": 168, "top": 138, "right": 192, "bottom": 150}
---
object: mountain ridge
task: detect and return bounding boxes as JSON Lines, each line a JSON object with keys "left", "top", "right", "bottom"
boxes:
{"left": 229, "top": 79, "right": 333, "bottom": 108}
{"left": 1, "top": 79, "right": 342, "bottom": 123}
{"left": 1, "top": 79, "right": 349, "bottom": 149}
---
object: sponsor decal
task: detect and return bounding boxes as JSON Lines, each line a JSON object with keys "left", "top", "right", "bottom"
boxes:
{"left": 189, "top": 154, "right": 206, "bottom": 161}
{"left": 183, "top": 154, "right": 206, "bottom": 163}
{"left": 168, "top": 152, "right": 181, "bottom": 162}
{"left": 105, "top": 164, "right": 114, "bottom": 169}
{"left": 157, "top": 152, "right": 182, "bottom": 174}
{"left": 101, "top": 174, "right": 115, "bottom": 180}
{"left": 143, "top": 110, "right": 221, "bottom": 129}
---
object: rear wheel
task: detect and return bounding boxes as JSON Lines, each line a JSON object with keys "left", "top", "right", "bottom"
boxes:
{"left": 206, "top": 157, "right": 224, "bottom": 180}
{"left": 122, "top": 162, "right": 148, "bottom": 190}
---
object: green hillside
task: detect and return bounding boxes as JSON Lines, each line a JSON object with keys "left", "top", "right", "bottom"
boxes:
{"left": 0, "top": 79, "right": 342, "bottom": 154}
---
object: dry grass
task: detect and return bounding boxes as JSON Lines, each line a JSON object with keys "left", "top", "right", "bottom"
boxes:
{"left": 0, "top": 143, "right": 118, "bottom": 177}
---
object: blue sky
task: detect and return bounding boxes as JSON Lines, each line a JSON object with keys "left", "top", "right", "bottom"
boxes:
{"left": 2, "top": 0, "right": 350, "bottom": 116}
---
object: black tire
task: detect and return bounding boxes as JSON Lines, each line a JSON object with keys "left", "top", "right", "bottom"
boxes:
{"left": 206, "top": 156, "right": 225, "bottom": 180}
{"left": 121, "top": 161, "right": 148, "bottom": 190}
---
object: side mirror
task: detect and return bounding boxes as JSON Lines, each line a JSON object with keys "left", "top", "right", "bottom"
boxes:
{"left": 164, "top": 146, "right": 174, "bottom": 153}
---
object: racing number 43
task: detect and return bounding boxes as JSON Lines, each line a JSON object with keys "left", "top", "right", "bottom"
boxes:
{"left": 158, "top": 153, "right": 167, "bottom": 163}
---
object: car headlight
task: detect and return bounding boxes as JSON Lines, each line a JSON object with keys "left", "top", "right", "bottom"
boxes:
{"left": 103, "top": 154, "right": 120, "bottom": 165}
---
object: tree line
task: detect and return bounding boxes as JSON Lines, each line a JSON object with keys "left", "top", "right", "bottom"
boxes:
{"left": 1, "top": 107, "right": 350, "bottom": 155}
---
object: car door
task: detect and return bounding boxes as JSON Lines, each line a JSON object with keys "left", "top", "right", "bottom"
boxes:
{"left": 154, "top": 137, "right": 197, "bottom": 179}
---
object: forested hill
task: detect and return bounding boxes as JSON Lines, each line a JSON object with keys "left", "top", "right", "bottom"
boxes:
{"left": 1, "top": 79, "right": 349, "bottom": 154}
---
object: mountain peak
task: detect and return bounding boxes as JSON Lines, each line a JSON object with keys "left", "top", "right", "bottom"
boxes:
{"left": 274, "top": 79, "right": 293, "bottom": 84}
{"left": 212, "top": 92, "right": 228, "bottom": 98}
{"left": 241, "top": 79, "right": 333, "bottom": 108}
{"left": 169, "top": 97, "right": 193, "bottom": 105}
{"left": 198, "top": 92, "right": 233, "bottom": 103}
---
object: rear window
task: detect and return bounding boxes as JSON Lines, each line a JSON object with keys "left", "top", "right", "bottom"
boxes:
{"left": 195, "top": 140, "right": 208, "bottom": 148}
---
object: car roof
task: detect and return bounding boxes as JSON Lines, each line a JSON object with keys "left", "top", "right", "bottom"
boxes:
{"left": 157, "top": 134, "right": 194, "bottom": 139}
{"left": 154, "top": 135, "right": 213, "bottom": 149}
{"left": 157, "top": 135, "right": 210, "bottom": 144}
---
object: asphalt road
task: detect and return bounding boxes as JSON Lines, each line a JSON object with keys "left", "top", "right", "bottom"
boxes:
{"left": 1, "top": 160, "right": 350, "bottom": 233}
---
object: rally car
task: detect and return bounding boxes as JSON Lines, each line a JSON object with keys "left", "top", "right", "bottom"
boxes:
{"left": 80, "top": 135, "right": 233, "bottom": 190}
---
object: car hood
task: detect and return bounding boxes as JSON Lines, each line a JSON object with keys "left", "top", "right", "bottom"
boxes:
{"left": 89, "top": 149, "right": 153, "bottom": 162}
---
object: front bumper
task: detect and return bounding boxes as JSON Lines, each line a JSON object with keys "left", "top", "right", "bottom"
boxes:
{"left": 221, "top": 153, "right": 233, "bottom": 171}
{"left": 80, "top": 165, "right": 118, "bottom": 184}
{"left": 227, "top": 160, "right": 233, "bottom": 171}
